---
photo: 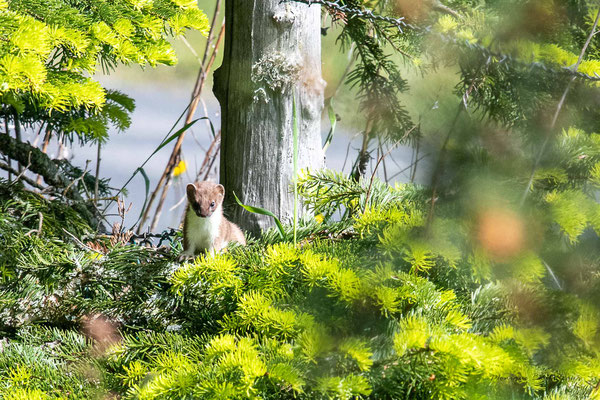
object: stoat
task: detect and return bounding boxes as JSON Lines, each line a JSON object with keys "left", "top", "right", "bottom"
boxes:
{"left": 181, "top": 181, "right": 246, "bottom": 256}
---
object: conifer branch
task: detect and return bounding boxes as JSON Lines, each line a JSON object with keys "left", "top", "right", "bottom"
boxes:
{"left": 289, "top": 0, "right": 600, "bottom": 84}
{"left": 0, "top": 161, "right": 43, "bottom": 190}
{"left": 0, "top": 133, "right": 98, "bottom": 227}
{"left": 519, "top": 7, "right": 600, "bottom": 206}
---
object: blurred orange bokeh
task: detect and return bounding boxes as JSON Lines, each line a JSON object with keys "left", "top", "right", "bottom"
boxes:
{"left": 477, "top": 208, "right": 525, "bottom": 261}
{"left": 82, "top": 314, "right": 121, "bottom": 354}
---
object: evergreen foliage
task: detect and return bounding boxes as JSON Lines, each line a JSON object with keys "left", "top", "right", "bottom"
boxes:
{"left": 337, "top": 0, "right": 417, "bottom": 143}
{"left": 0, "top": 0, "right": 210, "bottom": 228}
{"left": 0, "top": 0, "right": 209, "bottom": 142}
{"left": 1, "top": 0, "right": 600, "bottom": 399}
{"left": 1, "top": 170, "right": 599, "bottom": 398}
{"left": 0, "top": 179, "right": 177, "bottom": 333}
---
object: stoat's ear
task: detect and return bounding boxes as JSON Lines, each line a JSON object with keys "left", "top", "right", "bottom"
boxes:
{"left": 186, "top": 183, "right": 197, "bottom": 201}
{"left": 215, "top": 184, "right": 225, "bottom": 198}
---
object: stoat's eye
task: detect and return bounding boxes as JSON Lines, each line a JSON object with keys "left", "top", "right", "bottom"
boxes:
{"left": 210, "top": 201, "right": 215, "bottom": 208}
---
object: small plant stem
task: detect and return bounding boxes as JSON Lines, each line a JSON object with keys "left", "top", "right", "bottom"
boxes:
{"left": 519, "top": 7, "right": 600, "bottom": 207}
{"left": 4, "top": 117, "right": 11, "bottom": 181}
{"left": 150, "top": 174, "right": 173, "bottom": 231}
{"left": 13, "top": 110, "right": 22, "bottom": 174}
{"left": 432, "top": 1, "right": 462, "bottom": 19}
{"left": 37, "top": 127, "right": 51, "bottom": 186}
{"left": 95, "top": 142, "right": 101, "bottom": 206}
{"left": 353, "top": 117, "right": 374, "bottom": 181}
{"left": 0, "top": 161, "right": 43, "bottom": 190}
{"left": 363, "top": 126, "right": 415, "bottom": 213}
{"left": 427, "top": 105, "right": 463, "bottom": 228}
{"left": 410, "top": 133, "right": 420, "bottom": 183}
{"left": 378, "top": 136, "right": 388, "bottom": 182}
{"left": 386, "top": 153, "right": 429, "bottom": 182}
{"left": 333, "top": 43, "right": 356, "bottom": 98}
{"left": 146, "top": 21, "right": 225, "bottom": 232}
{"left": 293, "top": 93, "right": 299, "bottom": 245}
{"left": 197, "top": 131, "right": 221, "bottom": 181}
{"left": 138, "top": 4, "right": 224, "bottom": 233}
{"left": 427, "top": 57, "right": 489, "bottom": 227}
{"left": 31, "top": 122, "right": 45, "bottom": 147}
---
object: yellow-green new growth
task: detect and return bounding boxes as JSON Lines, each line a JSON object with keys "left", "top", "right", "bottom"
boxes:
{"left": 0, "top": 0, "right": 209, "bottom": 120}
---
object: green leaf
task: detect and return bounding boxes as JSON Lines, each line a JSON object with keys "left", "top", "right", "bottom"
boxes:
{"left": 151, "top": 118, "right": 199, "bottom": 157}
{"left": 233, "top": 191, "right": 286, "bottom": 239}
{"left": 131, "top": 167, "right": 150, "bottom": 229}
{"left": 293, "top": 92, "right": 299, "bottom": 245}
{"left": 323, "top": 97, "right": 337, "bottom": 152}
{"left": 198, "top": 116, "right": 217, "bottom": 138}
{"left": 106, "top": 114, "right": 197, "bottom": 212}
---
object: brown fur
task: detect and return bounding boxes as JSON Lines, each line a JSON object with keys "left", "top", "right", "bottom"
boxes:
{"left": 182, "top": 181, "right": 246, "bottom": 255}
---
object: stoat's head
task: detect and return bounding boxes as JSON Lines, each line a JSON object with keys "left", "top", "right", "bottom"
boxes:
{"left": 186, "top": 181, "right": 225, "bottom": 218}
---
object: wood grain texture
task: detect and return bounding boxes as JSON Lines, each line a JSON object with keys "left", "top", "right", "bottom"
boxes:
{"left": 214, "top": 0, "right": 325, "bottom": 236}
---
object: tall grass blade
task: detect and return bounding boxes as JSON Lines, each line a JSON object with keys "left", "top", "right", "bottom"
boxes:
{"left": 151, "top": 119, "right": 200, "bottom": 157}
{"left": 131, "top": 167, "right": 150, "bottom": 229}
{"left": 323, "top": 97, "right": 337, "bottom": 152}
{"left": 106, "top": 115, "right": 198, "bottom": 212}
{"left": 293, "top": 93, "right": 299, "bottom": 245}
{"left": 233, "top": 192, "right": 286, "bottom": 239}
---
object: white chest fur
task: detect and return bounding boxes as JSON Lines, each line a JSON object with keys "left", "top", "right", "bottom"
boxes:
{"left": 185, "top": 205, "right": 222, "bottom": 253}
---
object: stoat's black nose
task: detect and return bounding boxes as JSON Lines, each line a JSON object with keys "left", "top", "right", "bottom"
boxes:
{"left": 198, "top": 210, "right": 211, "bottom": 218}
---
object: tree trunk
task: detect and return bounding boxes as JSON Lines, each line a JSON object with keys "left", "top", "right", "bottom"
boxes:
{"left": 213, "top": 0, "right": 325, "bottom": 236}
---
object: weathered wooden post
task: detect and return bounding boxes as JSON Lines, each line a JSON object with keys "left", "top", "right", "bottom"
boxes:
{"left": 213, "top": 0, "right": 325, "bottom": 235}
